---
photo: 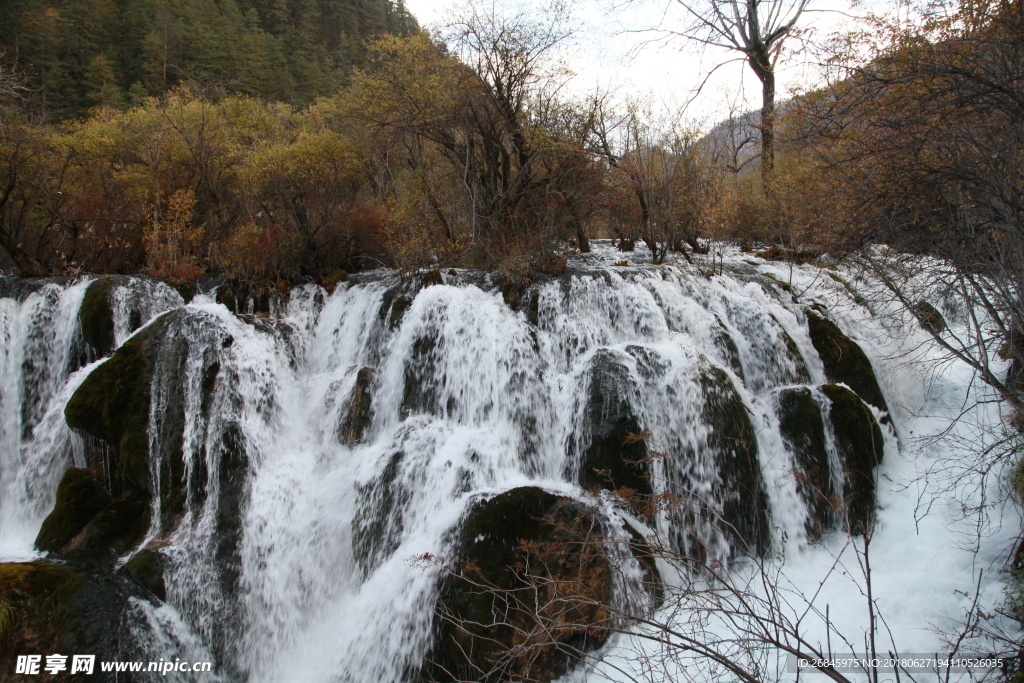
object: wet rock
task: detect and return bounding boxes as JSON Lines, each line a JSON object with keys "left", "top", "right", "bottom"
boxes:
{"left": 699, "top": 365, "right": 769, "bottom": 554}
{"left": 0, "top": 561, "right": 153, "bottom": 680}
{"left": 913, "top": 300, "right": 945, "bottom": 334}
{"left": 425, "top": 487, "right": 613, "bottom": 683}
{"left": 215, "top": 425, "right": 249, "bottom": 594}
{"left": 712, "top": 315, "right": 744, "bottom": 379}
{"left": 806, "top": 309, "right": 889, "bottom": 416}
{"left": 775, "top": 388, "right": 833, "bottom": 540}
{"left": 125, "top": 549, "right": 167, "bottom": 602}
{"left": 402, "top": 331, "right": 442, "bottom": 418}
{"left": 79, "top": 278, "right": 116, "bottom": 359}
{"left": 339, "top": 367, "right": 375, "bottom": 445}
{"left": 63, "top": 309, "right": 229, "bottom": 535}
{"left": 64, "top": 317, "right": 159, "bottom": 493}
{"left": 579, "top": 350, "right": 650, "bottom": 495}
{"left": 35, "top": 468, "right": 113, "bottom": 552}
{"left": 821, "top": 384, "right": 884, "bottom": 535}
{"left": 352, "top": 451, "right": 408, "bottom": 577}
{"left": 36, "top": 467, "right": 151, "bottom": 560}
{"left": 423, "top": 268, "right": 444, "bottom": 287}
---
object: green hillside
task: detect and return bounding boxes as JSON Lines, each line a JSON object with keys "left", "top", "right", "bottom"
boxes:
{"left": 0, "top": 0, "right": 418, "bottom": 118}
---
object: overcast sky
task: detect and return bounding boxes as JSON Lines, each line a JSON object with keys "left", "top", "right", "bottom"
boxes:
{"left": 402, "top": 0, "right": 870, "bottom": 130}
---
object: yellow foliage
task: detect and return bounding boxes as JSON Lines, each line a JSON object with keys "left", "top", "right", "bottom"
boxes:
{"left": 145, "top": 188, "right": 205, "bottom": 283}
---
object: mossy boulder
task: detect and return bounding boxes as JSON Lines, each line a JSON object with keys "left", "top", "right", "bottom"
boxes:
{"left": 352, "top": 451, "right": 408, "bottom": 577}
{"left": 913, "top": 300, "right": 945, "bottom": 334}
{"left": 64, "top": 320, "right": 158, "bottom": 493}
{"left": 425, "top": 487, "right": 613, "bottom": 682}
{"left": 63, "top": 309, "right": 223, "bottom": 537}
{"left": 806, "top": 310, "right": 889, "bottom": 416}
{"left": 125, "top": 549, "right": 167, "bottom": 601}
{"left": 35, "top": 468, "right": 113, "bottom": 552}
{"left": 35, "top": 467, "right": 151, "bottom": 559}
{"left": 821, "top": 384, "right": 885, "bottom": 534}
{"left": 423, "top": 268, "right": 444, "bottom": 287}
{"left": 79, "top": 277, "right": 116, "bottom": 358}
{"left": 65, "top": 496, "right": 151, "bottom": 557}
{"left": 775, "top": 388, "right": 833, "bottom": 540}
{"left": 579, "top": 350, "right": 650, "bottom": 496}
{"left": 339, "top": 367, "right": 375, "bottom": 445}
{"left": 0, "top": 562, "right": 151, "bottom": 678}
{"left": 712, "top": 315, "right": 744, "bottom": 379}
{"left": 699, "top": 365, "right": 769, "bottom": 553}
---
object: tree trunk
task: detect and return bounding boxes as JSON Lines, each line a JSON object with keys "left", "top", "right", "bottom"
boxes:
{"left": 758, "top": 66, "right": 776, "bottom": 183}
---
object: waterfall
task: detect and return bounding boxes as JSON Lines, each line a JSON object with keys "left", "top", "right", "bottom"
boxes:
{"left": 0, "top": 245, "right": 1011, "bottom": 682}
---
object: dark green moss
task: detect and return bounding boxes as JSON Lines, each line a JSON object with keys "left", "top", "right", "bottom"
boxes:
{"left": 0, "top": 562, "right": 84, "bottom": 663}
{"left": 712, "top": 315, "right": 744, "bottom": 379}
{"left": 339, "top": 367, "right": 375, "bottom": 445}
{"left": 321, "top": 269, "right": 349, "bottom": 293}
{"left": 67, "top": 497, "right": 151, "bottom": 557}
{"left": 125, "top": 549, "right": 167, "bottom": 601}
{"left": 79, "top": 278, "right": 115, "bottom": 358}
{"left": 807, "top": 310, "right": 889, "bottom": 416}
{"left": 580, "top": 350, "right": 650, "bottom": 496}
{"left": 390, "top": 295, "right": 412, "bottom": 329}
{"left": 1, "top": 560, "right": 158, "bottom": 672}
{"left": 499, "top": 279, "right": 523, "bottom": 309}
{"left": 821, "top": 384, "right": 885, "bottom": 535}
{"left": 775, "top": 388, "right": 832, "bottom": 540}
{"left": 699, "top": 365, "right": 769, "bottom": 553}
{"left": 426, "top": 487, "right": 612, "bottom": 683}
{"left": 64, "top": 323, "right": 156, "bottom": 492}
{"left": 827, "top": 272, "right": 869, "bottom": 307}
{"left": 171, "top": 282, "right": 194, "bottom": 303}
{"left": 769, "top": 314, "right": 811, "bottom": 384}
{"left": 35, "top": 468, "right": 113, "bottom": 552}
{"left": 761, "top": 272, "right": 792, "bottom": 294}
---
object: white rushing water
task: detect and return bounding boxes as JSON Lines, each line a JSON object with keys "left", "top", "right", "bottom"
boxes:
{"left": 0, "top": 245, "right": 1016, "bottom": 682}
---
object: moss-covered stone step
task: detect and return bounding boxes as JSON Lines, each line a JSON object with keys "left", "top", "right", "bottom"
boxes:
{"left": 579, "top": 349, "right": 650, "bottom": 496}
{"left": 0, "top": 561, "right": 155, "bottom": 676}
{"left": 806, "top": 309, "right": 890, "bottom": 417}
{"left": 822, "top": 384, "right": 885, "bottom": 535}
{"left": 424, "top": 487, "right": 614, "bottom": 683}
{"left": 776, "top": 387, "right": 833, "bottom": 540}
{"left": 35, "top": 467, "right": 150, "bottom": 559}
{"left": 775, "top": 385, "right": 886, "bottom": 538}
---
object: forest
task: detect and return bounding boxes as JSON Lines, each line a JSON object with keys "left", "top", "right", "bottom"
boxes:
{"left": 0, "top": 0, "right": 1018, "bottom": 293}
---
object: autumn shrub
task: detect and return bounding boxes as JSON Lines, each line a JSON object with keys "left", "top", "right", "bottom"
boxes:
{"left": 144, "top": 189, "right": 205, "bottom": 284}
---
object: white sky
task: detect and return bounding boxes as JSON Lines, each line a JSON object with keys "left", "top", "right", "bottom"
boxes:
{"left": 402, "top": 0, "right": 874, "bottom": 130}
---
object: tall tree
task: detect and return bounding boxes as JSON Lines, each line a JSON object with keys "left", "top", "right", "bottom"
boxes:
{"left": 669, "top": 0, "right": 810, "bottom": 184}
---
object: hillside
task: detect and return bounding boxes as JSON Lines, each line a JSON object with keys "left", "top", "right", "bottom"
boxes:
{"left": 0, "top": 0, "right": 419, "bottom": 119}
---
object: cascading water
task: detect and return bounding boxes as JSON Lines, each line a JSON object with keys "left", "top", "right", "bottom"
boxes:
{"left": 0, "top": 246, "right": 1013, "bottom": 682}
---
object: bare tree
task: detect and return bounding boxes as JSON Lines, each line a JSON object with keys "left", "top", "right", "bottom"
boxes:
{"left": 665, "top": 0, "right": 811, "bottom": 185}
